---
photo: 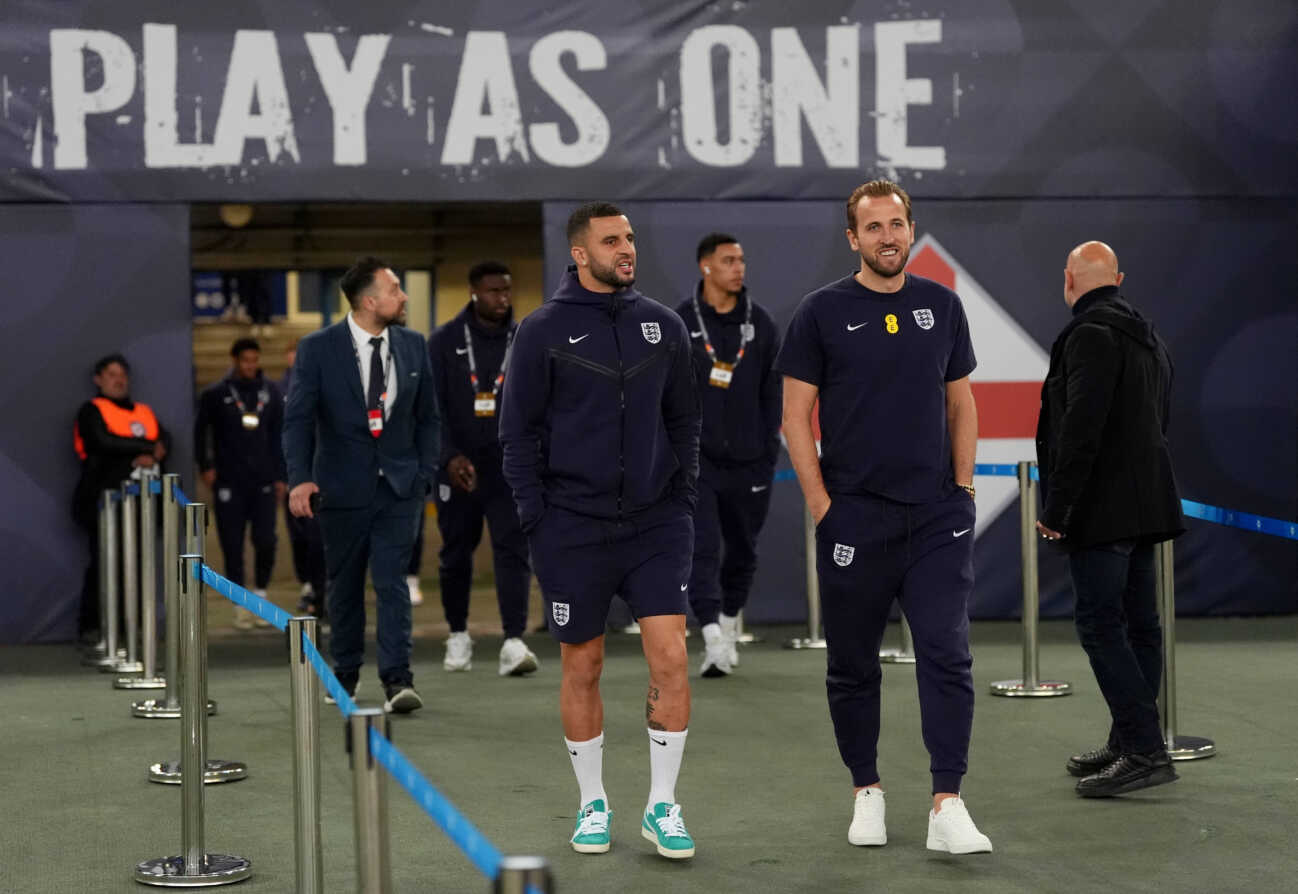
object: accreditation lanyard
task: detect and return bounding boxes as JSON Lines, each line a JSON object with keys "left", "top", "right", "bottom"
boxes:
{"left": 227, "top": 383, "right": 268, "bottom": 430}
{"left": 692, "top": 293, "right": 751, "bottom": 389}
{"left": 353, "top": 337, "right": 392, "bottom": 438}
{"left": 464, "top": 322, "right": 514, "bottom": 417}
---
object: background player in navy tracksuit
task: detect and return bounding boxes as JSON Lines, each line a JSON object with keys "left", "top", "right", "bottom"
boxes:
{"left": 500, "top": 203, "right": 701, "bottom": 860}
{"left": 428, "top": 260, "right": 538, "bottom": 677}
{"left": 777, "top": 180, "right": 993, "bottom": 855}
{"left": 195, "top": 337, "right": 284, "bottom": 631}
{"left": 675, "top": 232, "right": 781, "bottom": 678}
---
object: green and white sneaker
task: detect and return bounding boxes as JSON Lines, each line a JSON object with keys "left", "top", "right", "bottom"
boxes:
{"left": 641, "top": 802, "right": 695, "bottom": 859}
{"left": 571, "top": 799, "right": 611, "bottom": 854}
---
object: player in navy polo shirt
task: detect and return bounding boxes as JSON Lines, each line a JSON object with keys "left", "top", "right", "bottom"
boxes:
{"left": 775, "top": 180, "right": 993, "bottom": 855}
{"left": 500, "top": 202, "right": 701, "bottom": 860}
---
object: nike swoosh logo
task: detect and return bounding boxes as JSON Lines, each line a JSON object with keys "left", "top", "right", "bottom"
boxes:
{"left": 568, "top": 749, "right": 578, "bottom": 756}
{"left": 680, "top": 583, "right": 688, "bottom": 591}
{"left": 568, "top": 334, "right": 590, "bottom": 344}
{"left": 846, "top": 322, "right": 868, "bottom": 331}
{"left": 751, "top": 485, "right": 768, "bottom": 493}
{"left": 455, "top": 347, "right": 468, "bottom": 355}
{"left": 953, "top": 528, "right": 971, "bottom": 538}
{"left": 650, "top": 737, "right": 668, "bottom": 746}
{"left": 689, "top": 330, "right": 702, "bottom": 338}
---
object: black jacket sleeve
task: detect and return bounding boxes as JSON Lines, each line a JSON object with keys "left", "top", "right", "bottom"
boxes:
{"left": 499, "top": 315, "right": 550, "bottom": 530}
{"left": 267, "top": 382, "right": 287, "bottom": 481}
{"left": 759, "top": 313, "right": 783, "bottom": 469}
{"left": 663, "top": 324, "right": 702, "bottom": 510}
{"left": 1041, "top": 323, "right": 1122, "bottom": 533}
{"left": 193, "top": 388, "right": 216, "bottom": 473}
{"left": 428, "top": 331, "right": 462, "bottom": 470}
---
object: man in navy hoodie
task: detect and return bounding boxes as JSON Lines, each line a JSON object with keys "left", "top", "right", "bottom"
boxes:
{"left": 500, "top": 202, "right": 701, "bottom": 861}
{"left": 676, "top": 233, "right": 781, "bottom": 677}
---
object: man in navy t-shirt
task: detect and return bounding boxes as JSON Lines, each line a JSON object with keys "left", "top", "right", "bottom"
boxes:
{"left": 775, "top": 180, "right": 993, "bottom": 855}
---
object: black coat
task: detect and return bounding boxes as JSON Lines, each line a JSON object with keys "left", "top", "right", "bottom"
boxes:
{"left": 1035, "top": 286, "right": 1185, "bottom": 549}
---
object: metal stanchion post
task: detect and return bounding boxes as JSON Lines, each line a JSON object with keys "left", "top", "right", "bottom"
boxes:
{"left": 1155, "top": 541, "right": 1215, "bottom": 761}
{"left": 880, "top": 615, "right": 916, "bottom": 664}
{"left": 149, "top": 499, "right": 245, "bottom": 785}
{"left": 990, "top": 461, "right": 1071, "bottom": 697}
{"left": 95, "top": 490, "right": 126, "bottom": 670}
{"left": 494, "top": 856, "right": 553, "bottom": 894}
{"left": 135, "top": 475, "right": 216, "bottom": 718}
{"left": 348, "top": 709, "right": 393, "bottom": 893}
{"left": 82, "top": 490, "right": 113, "bottom": 665}
{"left": 120, "top": 471, "right": 163, "bottom": 688}
{"left": 786, "top": 505, "right": 826, "bottom": 649}
{"left": 116, "top": 481, "right": 145, "bottom": 674}
{"left": 734, "top": 610, "right": 762, "bottom": 645}
{"left": 136, "top": 503, "right": 251, "bottom": 887}
{"left": 288, "top": 617, "right": 323, "bottom": 894}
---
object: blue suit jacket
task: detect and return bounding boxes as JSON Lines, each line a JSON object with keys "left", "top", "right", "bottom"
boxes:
{"left": 283, "top": 320, "right": 440, "bottom": 509}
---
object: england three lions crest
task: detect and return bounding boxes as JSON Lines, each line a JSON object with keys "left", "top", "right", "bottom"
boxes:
{"left": 912, "top": 308, "right": 935, "bottom": 330}
{"left": 552, "top": 602, "right": 570, "bottom": 626}
{"left": 641, "top": 322, "right": 661, "bottom": 344}
{"left": 832, "top": 543, "right": 855, "bottom": 567}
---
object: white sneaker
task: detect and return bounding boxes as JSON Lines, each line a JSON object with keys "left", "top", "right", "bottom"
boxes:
{"left": 232, "top": 606, "right": 255, "bottom": 631}
{"left": 406, "top": 575, "right": 424, "bottom": 606}
{"left": 719, "top": 613, "right": 740, "bottom": 667}
{"left": 848, "top": 787, "right": 887, "bottom": 846}
{"left": 444, "top": 631, "right": 473, "bottom": 671}
{"left": 498, "top": 637, "right": 539, "bottom": 676}
{"left": 926, "top": 797, "right": 993, "bottom": 854}
{"left": 700, "top": 623, "right": 732, "bottom": 677}
{"left": 251, "top": 589, "right": 272, "bottom": 627}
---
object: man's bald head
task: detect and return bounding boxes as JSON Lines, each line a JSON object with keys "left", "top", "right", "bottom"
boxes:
{"left": 1064, "top": 240, "right": 1124, "bottom": 306}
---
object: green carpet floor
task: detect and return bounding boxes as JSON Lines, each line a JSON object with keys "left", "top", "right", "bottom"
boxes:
{"left": 2, "top": 616, "right": 1294, "bottom": 893}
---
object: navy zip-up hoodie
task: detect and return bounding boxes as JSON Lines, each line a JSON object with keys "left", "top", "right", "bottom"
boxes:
{"left": 500, "top": 267, "right": 700, "bottom": 529}
{"left": 428, "top": 302, "right": 516, "bottom": 470}
{"left": 675, "top": 284, "right": 782, "bottom": 476}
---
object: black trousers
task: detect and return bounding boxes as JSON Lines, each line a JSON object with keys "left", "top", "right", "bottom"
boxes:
{"left": 284, "top": 494, "right": 327, "bottom": 604}
{"left": 436, "top": 464, "right": 531, "bottom": 638}
{"left": 1069, "top": 541, "right": 1164, "bottom": 754}
{"left": 78, "top": 523, "right": 101, "bottom": 638}
{"left": 213, "top": 482, "right": 277, "bottom": 589}
{"left": 686, "top": 464, "right": 773, "bottom": 627}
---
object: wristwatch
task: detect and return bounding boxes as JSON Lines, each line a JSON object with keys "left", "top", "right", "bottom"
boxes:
{"left": 958, "top": 483, "right": 976, "bottom": 498}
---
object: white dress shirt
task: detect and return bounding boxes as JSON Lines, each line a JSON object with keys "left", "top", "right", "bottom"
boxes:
{"left": 346, "top": 312, "right": 397, "bottom": 419}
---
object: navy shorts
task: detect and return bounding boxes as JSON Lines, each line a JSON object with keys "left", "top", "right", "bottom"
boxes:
{"left": 528, "top": 501, "right": 693, "bottom": 644}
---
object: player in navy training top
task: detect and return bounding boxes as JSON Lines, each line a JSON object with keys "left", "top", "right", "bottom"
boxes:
{"left": 775, "top": 180, "right": 994, "bottom": 855}
{"left": 499, "top": 202, "right": 701, "bottom": 860}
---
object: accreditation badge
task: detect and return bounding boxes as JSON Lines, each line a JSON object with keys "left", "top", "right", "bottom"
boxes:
{"left": 367, "top": 408, "right": 383, "bottom": 437}
{"left": 708, "top": 362, "right": 734, "bottom": 388}
{"left": 240, "top": 413, "right": 260, "bottom": 430}
{"left": 474, "top": 393, "right": 497, "bottom": 417}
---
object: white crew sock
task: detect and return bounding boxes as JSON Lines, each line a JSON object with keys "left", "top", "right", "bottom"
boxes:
{"left": 565, "top": 733, "right": 607, "bottom": 808}
{"left": 646, "top": 727, "right": 688, "bottom": 808}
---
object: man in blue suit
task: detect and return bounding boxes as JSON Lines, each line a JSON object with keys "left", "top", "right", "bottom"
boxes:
{"left": 284, "top": 257, "right": 440, "bottom": 714}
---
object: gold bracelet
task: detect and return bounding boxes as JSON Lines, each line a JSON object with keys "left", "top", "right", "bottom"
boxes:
{"left": 958, "top": 483, "right": 976, "bottom": 498}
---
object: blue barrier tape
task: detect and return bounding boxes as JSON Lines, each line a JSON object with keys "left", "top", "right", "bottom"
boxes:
{"left": 199, "top": 564, "right": 293, "bottom": 631}
{"left": 149, "top": 479, "right": 162, "bottom": 495}
{"left": 172, "top": 483, "right": 190, "bottom": 507}
{"left": 1181, "top": 499, "right": 1298, "bottom": 541}
{"left": 301, "top": 634, "right": 359, "bottom": 717}
{"left": 124, "top": 482, "right": 142, "bottom": 496}
{"left": 972, "top": 462, "right": 1039, "bottom": 479}
{"left": 367, "top": 727, "right": 506, "bottom": 881}
{"left": 772, "top": 468, "right": 796, "bottom": 483}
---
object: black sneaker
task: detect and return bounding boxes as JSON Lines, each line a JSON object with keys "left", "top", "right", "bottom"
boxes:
{"left": 1067, "top": 743, "right": 1120, "bottom": 777}
{"left": 383, "top": 683, "right": 423, "bottom": 714}
{"left": 1076, "top": 749, "right": 1178, "bottom": 798}
{"left": 324, "top": 676, "right": 359, "bottom": 706}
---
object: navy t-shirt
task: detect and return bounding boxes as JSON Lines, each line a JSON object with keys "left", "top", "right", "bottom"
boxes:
{"left": 774, "top": 272, "right": 976, "bottom": 504}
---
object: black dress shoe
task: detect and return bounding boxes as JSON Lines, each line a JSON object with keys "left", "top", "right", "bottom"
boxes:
{"left": 383, "top": 683, "right": 423, "bottom": 714}
{"left": 1067, "top": 743, "right": 1120, "bottom": 777}
{"left": 1076, "top": 749, "right": 1178, "bottom": 798}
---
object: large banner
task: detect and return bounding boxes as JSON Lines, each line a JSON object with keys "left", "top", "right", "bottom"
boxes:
{"left": 541, "top": 198, "right": 1298, "bottom": 622}
{"left": 2, "top": 1, "right": 1294, "bottom": 202}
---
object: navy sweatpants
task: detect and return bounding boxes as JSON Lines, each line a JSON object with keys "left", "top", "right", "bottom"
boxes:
{"left": 687, "top": 464, "right": 773, "bottom": 626}
{"left": 815, "top": 488, "right": 976, "bottom": 795}
{"left": 213, "top": 482, "right": 277, "bottom": 589}
{"left": 436, "top": 463, "right": 532, "bottom": 638}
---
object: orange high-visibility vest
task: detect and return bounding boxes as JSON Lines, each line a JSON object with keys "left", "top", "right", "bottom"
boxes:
{"left": 74, "top": 397, "right": 160, "bottom": 460}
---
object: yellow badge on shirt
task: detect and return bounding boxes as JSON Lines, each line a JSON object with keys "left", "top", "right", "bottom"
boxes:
{"left": 884, "top": 313, "right": 900, "bottom": 334}
{"left": 474, "top": 393, "right": 497, "bottom": 417}
{"left": 708, "top": 362, "right": 734, "bottom": 389}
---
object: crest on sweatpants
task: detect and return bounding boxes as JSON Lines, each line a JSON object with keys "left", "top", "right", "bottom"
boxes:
{"left": 641, "top": 322, "right": 662, "bottom": 344}
{"left": 552, "top": 602, "right": 570, "bottom": 626}
{"left": 833, "top": 543, "right": 855, "bottom": 567}
{"left": 912, "top": 308, "right": 935, "bottom": 330}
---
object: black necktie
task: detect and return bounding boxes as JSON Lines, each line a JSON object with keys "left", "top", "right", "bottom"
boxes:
{"left": 367, "top": 337, "right": 385, "bottom": 413}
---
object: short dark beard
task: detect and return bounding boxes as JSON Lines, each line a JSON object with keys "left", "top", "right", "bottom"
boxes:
{"left": 861, "top": 244, "right": 910, "bottom": 280}
{"left": 590, "top": 257, "right": 633, "bottom": 290}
